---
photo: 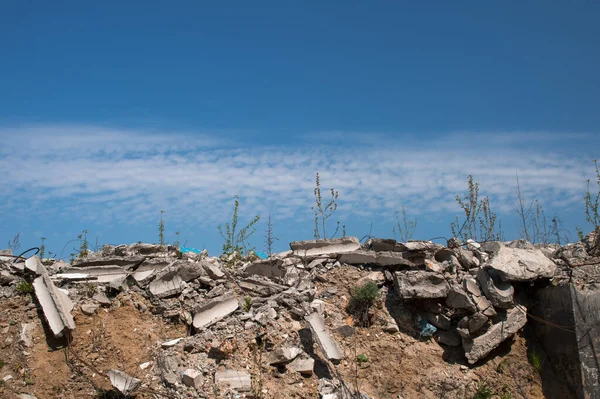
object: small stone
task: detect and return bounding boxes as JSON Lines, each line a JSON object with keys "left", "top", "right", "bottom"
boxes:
{"left": 336, "top": 325, "right": 355, "bottom": 338}
{"left": 81, "top": 304, "right": 99, "bottom": 315}
{"left": 93, "top": 293, "right": 112, "bottom": 306}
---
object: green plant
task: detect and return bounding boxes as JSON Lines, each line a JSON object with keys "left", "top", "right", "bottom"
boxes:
{"left": 174, "top": 231, "right": 180, "bottom": 248}
{"left": 242, "top": 296, "right": 252, "bottom": 312}
{"left": 264, "top": 213, "right": 278, "bottom": 257}
{"left": 158, "top": 210, "right": 166, "bottom": 248}
{"left": 393, "top": 206, "right": 417, "bottom": 242}
{"left": 346, "top": 281, "right": 379, "bottom": 327}
{"left": 311, "top": 172, "right": 340, "bottom": 240}
{"left": 77, "top": 230, "right": 89, "bottom": 258}
{"left": 218, "top": 195, "right": 260, "bottom": 263}
{"left": 472, "top": 380, "right": 494, "bottom": 399}
{"left": 451, "top": 175, "right": 503, "bottom": 242}
{"left": 39, "top": 237, "right": 47, "bottom": 260}
{"left": 584, "top": 159, "right": 600, "bottom": 254}
{"left": 16, "top": 280, "right": 34, "bottom": 295}
{"left": 8, "top": 232, "right": 20, "bottom": 253}
{"left": 0, "top": 359, "right": 5, "bottom": 368}
{"left": 356, "top": 353, "right": 368, "bottom": 363}
{"left": 529, "top": 349, "right": 542, "bottom": 373}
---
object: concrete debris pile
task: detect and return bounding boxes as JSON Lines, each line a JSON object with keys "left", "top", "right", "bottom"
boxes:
{"left": 2, "top": 233, "right": 597, "bottom": 398}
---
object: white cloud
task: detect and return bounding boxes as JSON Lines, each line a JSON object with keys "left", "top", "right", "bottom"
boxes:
{"left": 0, "top": 124, "right": 596, "bottom": 229}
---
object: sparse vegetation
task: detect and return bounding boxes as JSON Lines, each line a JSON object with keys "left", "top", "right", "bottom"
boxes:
{"left": 242, "top": 296, "right": 253, "bottom": 312}
{"left": 264, "top": 213, "right": 278, "bottom": 257}
{"left": 218, "top": 195, "right": 260, "bottom": 265}
{"left": 174, "top": 231, "right": 180, "bottom": 248}
{"left": 528, "top": 349, "right": 542, "bottom": 373}
{"left": 356, "top": 353, "right": 368, "bottom": 363}
{"left": 347, "top": 281, "right": 379, "bottom": 327}
{"left": 158, "top": 210, "right": 166, "bottom": 248}
{"left": 16, "top": 280, "right": 34, "bottom": 295}
{"left": 584, "top": 159, "right": 600, "bottom": 254}
{"left": 393, "top": 206, "right": 417, "bottom": 242}
{"left": 311, "top": 172, "right": 340, "bottom": 240}
{"left": 8, "top": 232, "right": 20, "bottom": 253}
{"left": 40, "top": 236, "right": 47, "bottom": 260}
{"left": 471, "top": 380, "right": 494, "bottom": 399}
{"left": 77, "top": 229, "right": 89, "bottom": 258}
{"left": 451, "top": 175, "right": 503, "bottom": 242}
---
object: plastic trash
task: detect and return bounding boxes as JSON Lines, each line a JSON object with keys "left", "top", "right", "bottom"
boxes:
{"left": 417, "top": 315, "right": 437, "bottom": 337}
{"left": 180, "top": 247, "right": 202, "bottom": 254}
{"left": 254, "top": 251, "right": 268, "bottom": 260}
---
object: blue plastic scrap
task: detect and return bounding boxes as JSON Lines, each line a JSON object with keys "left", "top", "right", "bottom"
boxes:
{"left": 180, "top": 247, "right": 202, "bottom": 254}
{"left": 254, "top": 251, "right": 268, "bottom": 260}
{"left": 417, "top": 315, "right": 437, "bottom": 337}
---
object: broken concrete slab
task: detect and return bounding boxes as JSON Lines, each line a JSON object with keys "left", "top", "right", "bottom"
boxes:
{"left": 483, "top": 243, "right": 557, "bottom": 281}
{"left": 71, "top": 256, "right": 145, "bottom": 269}
{"left": 288, "top": 356, "right": 315, "bottom": 375}
{"left": 20, "top": 323, "right": 34, "bottom": 347}
{"left": 421, "top": 312, "right": 451, "bottom": 330}
{"left": 305, "top": 312, "right": 343, "bottom": 363}
{"left": 290, "top": 237, "right": 360, "bottom": 257}
{"left": 31, "top": 258, "right": 76, "bottom": 337}
{"left": 193, "top": 292, "right": 239, "bottom": 330}
{"left": 149, "top": 274, "right": 184, "bottom": 298}
{"left": 201, "top": 258, "right": 225, "bottom": 279}
{"left": 393, "top": 271, "right": 450, "bottom": 299}
{"left": 108, "top": 369, "right": 141, "bottom": 394}
{"left": 446, "top": 284, "right": 477, "bottom": 312}
{"left": 462, "top": 306, "right": 528, "bottom": 364}
{"left": 182, "top": 369, "right": 204, "bottom": 389}
{"left": 214, "top": 369, "right": 252, "bottom": 391}
{"left": 268, "top": 346, "right": 301, "bottom": 365}
{"left": 463, "top": 277, "right": 482, "bottom": 297}
{"left": 476, "top": 268, "right": 514, "bottom": 308}
{"left": 238, "top": 277, "right": 287, "bottom": 296}
{"left": 242, "top": 258, "right": 286, "bottom": 280}
{"left": 93, "top": 292, "right": 112, "bottom": 306}
{"left": 339, "top": 251, "right": 415, "bottom": 268}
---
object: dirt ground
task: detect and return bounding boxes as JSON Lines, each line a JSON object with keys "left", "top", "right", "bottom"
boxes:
{"left": 0, "top": 264, "right": 544, "bottom": 399}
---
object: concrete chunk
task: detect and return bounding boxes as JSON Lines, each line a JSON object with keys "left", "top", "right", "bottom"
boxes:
{"left": 193, "top": 292, "right": 239, "bottom": 330}
{"left": 339, "top": 250, "right": 415, "bottom": 268}
{"left": 305, "top": 313, "right": 342, "bottom": 363}
{"left": 182, "top": 369, "right": 204, "bottom": 389}
{"left": 393, "top": 271, "right": 450, "bottom": 299}
{"left": 484, "top": 243, "right": 557, "bottom": 281}
{"left": 476, "top": 268, "right": 514, "bottom": 308}
{"left": 462, "top": 306, "right": 527, "bottom": 364}
{"left": 214, "top": 369, "right": 252, "bottom": 391}
{"left": 268, "top": 346, "right": 301, "bottom": 365}
{"left": 289, "top": 357, "right": 314, "bottom": 375}
{"left": 31, "top": 257, "right": 76, "bottom": 337}
{"left": 290, "top": 237, "right": 360, "bottom": 257}
{"left": 446, "top": 284, "right": 477, "bottom": 312}
{"left": 149, "top": 274, "right": 183, "bottom": 298}
{"left": 109, "top": 369, "right": 141, "bottom": 394}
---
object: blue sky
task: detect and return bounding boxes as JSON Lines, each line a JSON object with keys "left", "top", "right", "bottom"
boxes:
{"left": 1, "top": 1, "right": 599, "bottom": 257}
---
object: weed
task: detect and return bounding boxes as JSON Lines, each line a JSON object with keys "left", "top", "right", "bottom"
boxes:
{"left": 40, "top": 236, "right": 47, "bottom": 260}
{"left": 0, "top": 360, "right": 5, "bottom": 368}
{"left": 356, "top": 353, "right": 369, "bottom": 363}
{"left": 9, "top": 320, "right": 16, "bottom": 326}
{"left": 242, "top": 296, "right": 253, "bottom": 312}
{"left": 584, "top": 159, "right": 600, "bottom": 254}
{"left": 393, "top": 206, "right": 417, "bottom": 242}
{"left": 347, "top": 281, "right": 379, "bottom": 327}
{"left": 342, "top": 224, "right": 347, "bottom": 237}
{"left": 311, "top": 172, "right": 340, "bottom": 240}
{"left": 174, "top": 231, "right": 180, "bottom": 248}
{"left": 218, "top": 195, "right": 260, "bottom": 263}
{"left": 81, "top": 282, "right": 97, "bottom": 298}
{"left": 264, "top": 213, "right": 278, "bottom": 257}
{"left": 158, "top": 210, "right": 166, "bottom": 248}
{"left": 77, "top": 230, "right": 89, "bottom": 258}
{"left": 528, "top": 349, "right": 542, "bottom": 373}
{"left": 472, "top": 380, "right": 494, "bottom": 399}
{"left": 7, "top": 232, "right": 21, "bottom": 253}
{"left": 451, "top": 175, "right": 503, "bottom": 242}
{"left": 16, "top": 280, "right": 34, "bottom": 295}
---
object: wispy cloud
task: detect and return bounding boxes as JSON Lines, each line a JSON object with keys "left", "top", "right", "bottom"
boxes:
{"left": 0, "top": 124, "right": 596, "bottom": 231}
